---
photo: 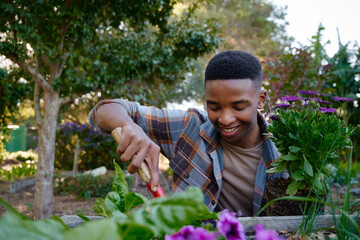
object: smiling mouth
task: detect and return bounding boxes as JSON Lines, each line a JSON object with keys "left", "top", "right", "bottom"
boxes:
{"left": 222, "top": 126, "right": 238, "bottom": 133}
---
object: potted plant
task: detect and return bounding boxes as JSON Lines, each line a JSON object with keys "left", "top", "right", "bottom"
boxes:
{"left": 265, "top": 90, "right": 355, "bottom": 216}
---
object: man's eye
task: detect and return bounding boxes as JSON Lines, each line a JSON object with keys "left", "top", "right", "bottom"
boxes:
{"left": 208, "top": 105, "right": 220, "bottom": 111}
{"left": 234, "top": 106, "right": 244, "bottom": 111}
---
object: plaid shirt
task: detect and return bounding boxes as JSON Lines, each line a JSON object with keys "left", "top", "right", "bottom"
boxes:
{"left": 89, "top": 99, "right": 285, "bottom": 216}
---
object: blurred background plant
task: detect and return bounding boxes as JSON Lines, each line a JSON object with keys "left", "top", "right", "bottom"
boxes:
{"left": 53, "top": 170, "right": 135, "bottom": 200}
{"left": 54, "top": 122, "right": 125, "bottom": 171}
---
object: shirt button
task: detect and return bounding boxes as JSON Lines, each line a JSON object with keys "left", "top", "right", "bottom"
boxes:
{"left": 184, "top": 173, "right": 190, "bottom": 179}
{"left": 211, "top": 200, "right": 216, "bottom": 205}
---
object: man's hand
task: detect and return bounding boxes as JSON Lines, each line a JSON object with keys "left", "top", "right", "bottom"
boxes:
{"left": 116, "top": 123, "right": 161, "bottom": 192}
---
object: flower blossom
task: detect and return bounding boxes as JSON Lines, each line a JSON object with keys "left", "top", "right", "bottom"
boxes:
{"left": 331, "top": 96, "right": 354, "bottom": 102}
{"left": 165, "top": 225, "right": 217, "bottom": 240}
{"left": 255, "top": 224, "right": 284, "bottom": 240}
{"left": 276, "top": 103, "right": 291, "bottom": 109}
{"left": 298, "top": 90, "right": 319, "bottom": 96}
{"left": 319, "top": 107, "right": 337, "bottom": 113}
{"left": 313, "top": 98, "right": 332, "bottom": 105}
{"left": 270, "top": 115, "right": 279, "bottom": 121}
{"left": 280, "top": 95, "right": 303, "bottom": 103}
{"left": 217, "top": 209, "right": 246, "bottom": 240}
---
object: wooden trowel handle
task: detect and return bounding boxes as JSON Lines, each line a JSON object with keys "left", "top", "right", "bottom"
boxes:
{"left": 111, "top": 127, "right": 165, "bottom": 197}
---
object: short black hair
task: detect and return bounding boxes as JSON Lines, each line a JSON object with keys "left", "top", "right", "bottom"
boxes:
{"left": 205, "top": 50, "right": 262, "bottom": 89}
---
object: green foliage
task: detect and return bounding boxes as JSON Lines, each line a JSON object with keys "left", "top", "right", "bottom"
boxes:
{"left": 0, "top": 1, "right": 220, "bottom": 107}
{"left": 322, "top": 43, "right": 360, "bottom": 162}
{"left": 53, "top": 171, "right": 134, "bottom": 200}
{"left": 0, "top": 162, "right": 36, "bottom": 181}
{"left": 0, "top": 68, "right": 32, "bottom": 160}
{"left": 267, "top": 93, "right": 354, "bottom": 196}
{"left": 263, "top": 47, "right": 329, "bottom": 107}
{"left": 169, "top": 0, "right": 294, "bottom": 105}
{"left": 53, "top": 172, "right": 112, "bottom": 200}
{"left": 55, "top": 122, "right": 126, "bottom": 171}
{"left": 0, "top": 212, "right": 69, "bottom": 240}
{"left": 197, "top": 0, "right": 293, "bottom": 56}
{"left": 93, "top": 160, "right": 216, "bottom": 238}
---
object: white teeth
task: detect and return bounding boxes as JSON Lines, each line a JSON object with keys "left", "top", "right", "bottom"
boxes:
{"left": 223, "top": 127, "right": 237, "bottom": 133}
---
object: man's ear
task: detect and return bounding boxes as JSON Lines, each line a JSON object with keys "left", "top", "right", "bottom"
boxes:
{"left": 257, "top": 89, "right": 267, "bottom": 109}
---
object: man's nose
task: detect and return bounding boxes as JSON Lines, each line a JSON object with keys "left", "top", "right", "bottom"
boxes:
{"left": 218, "top": 112, "right": 235, "bottom": 126}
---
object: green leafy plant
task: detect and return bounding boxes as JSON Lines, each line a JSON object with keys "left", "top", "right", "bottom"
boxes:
{"left": 53, "top": 171, "right": 134, "bottom": 200}
{"left": 267, "top": 90, "right": 355, "bottom": 196}
{"left": 0, "top": 162, "right": 36, "bottom": 181}
{"left": 55, "top": 122, "right": 126, "bottom": 171}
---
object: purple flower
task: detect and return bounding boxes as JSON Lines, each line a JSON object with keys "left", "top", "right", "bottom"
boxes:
{"left": 298, "top": 90, "right": 319, "bottom": 96}
{"left": 331, "top": 96, "right": 354, "bottom": 102}
{"left": 280, "top": 95, "right": 303, "bottom": 103}
{"left": 319, "top": 107, "right": 337, "bottom": 113}
{"left": 270, "top": 115, "right": 279, "bottom": 121}
{"left": 217, "top": 209, "right": 246, "bottom": 240}
{"left": 313, "top": 98, "right": 332, "bottom": 105}
{"left": 203, "top": 219, "right": 217, "bottom": 230}
{"left": 276, "top": 103, "right": 291, "bottom": 109}
{"left": 165, "top": 225, "right": 217, "bottom": 240}
{"left": 255, "top": 224, "right": 284, "bottom": 240}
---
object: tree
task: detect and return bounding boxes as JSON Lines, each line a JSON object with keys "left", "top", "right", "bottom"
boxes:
{"left": 168, "top": 0, "right": 294, "bottom": 105}
{"left": 0, "top": 0, "right": 219, "bottom": 218}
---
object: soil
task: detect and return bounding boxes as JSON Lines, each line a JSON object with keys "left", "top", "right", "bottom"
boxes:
{"left": 265, "top": 178, "right": 325, "bottom": 216}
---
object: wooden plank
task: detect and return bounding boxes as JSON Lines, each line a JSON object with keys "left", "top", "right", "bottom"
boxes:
{"left": 238, "top": 214, "right": 360, "bottom": 232}
{"left": 60, "top": 214, "right": 360, "bottom": 231}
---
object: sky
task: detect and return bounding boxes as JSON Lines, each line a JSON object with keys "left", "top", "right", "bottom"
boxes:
{"left": 270, "top": 0, "right": 360, "bottom": 56}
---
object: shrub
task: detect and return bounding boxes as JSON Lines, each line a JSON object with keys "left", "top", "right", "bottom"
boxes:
{"left": 55, "top": 122, "right": 127, "bottom": 171}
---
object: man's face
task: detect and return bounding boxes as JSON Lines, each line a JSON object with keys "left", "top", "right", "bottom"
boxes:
{"left": 205, "top": 79, "right": 266, "bottom": 148}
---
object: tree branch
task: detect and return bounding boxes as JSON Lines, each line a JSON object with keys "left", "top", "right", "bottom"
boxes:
{"left": 5, "top": 54, "right": 51, "bottom": 92}
{"left": 56, "top": 52, "right": 70, "bottom": 79}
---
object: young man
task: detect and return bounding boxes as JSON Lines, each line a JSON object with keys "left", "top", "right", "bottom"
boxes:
{"left": 89, "top": 50, "right": 285, "bottom": 216}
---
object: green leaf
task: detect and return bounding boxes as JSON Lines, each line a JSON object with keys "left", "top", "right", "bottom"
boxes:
{"left": 311, "top": 173, "right": 324, "bottom": 193}
{"left": 289, "top": 146, "right": 301, "bottom": 153}
{"left": 266, "top": 167, "right": 277, "bottom": 174}
{"left": 303, "top": 159, "right": 313, "bottom": 177}
{"left": 63, "top": 219, "right": 121, "bottom": 240}
{"left": 292, "top": 170, "right": 304, "bottom": 181}
{"left": 286, "top": 180, "right": 298, "bottom": 196}
{"left": 289, "top": 133, "right": 297, "bottom": 140}
{"left": 124, "top": 192, "right": 148, "bottom": 213}
{"left": 105, "top": 192, "right": 122, "bottom": 213}
{"left": 75, "top": 214, "right": 90, "bottom": 222}
{"left": 0, "top": 212, "right": 68, "bottom": 240}
{"left": 113, "top": 160, "right": 129, "bottom": 196}
{"left": 118, "top": 222, "right": 155, "bottom": 240}
{"left": 93, "top": 198, "right": 112, "bottom": 218}
{"left": 280, "top": 154, "right": 298, "bottom": 161}
{"left": 128, "top": 187, "right": 213, "bottom": 237}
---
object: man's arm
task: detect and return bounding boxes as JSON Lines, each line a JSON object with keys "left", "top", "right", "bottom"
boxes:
{"left": 96, "top": 103, "right": 161, "bottom": 192}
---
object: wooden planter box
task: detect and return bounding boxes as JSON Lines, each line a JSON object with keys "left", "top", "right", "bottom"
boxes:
{"left": 61, "top": 214, "right": 360, "bottom": 232}
{"left": 0, "top": 177, "right": 35, "bottom": 194}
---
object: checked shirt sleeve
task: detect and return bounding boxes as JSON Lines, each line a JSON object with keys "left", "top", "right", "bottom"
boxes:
{"left": 89, "top": 99, "right": 193, "bottom": 160}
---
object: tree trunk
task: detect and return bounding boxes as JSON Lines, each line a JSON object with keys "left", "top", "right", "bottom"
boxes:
{"left": 34, "top": 90, "right": 60, "bottom": 219}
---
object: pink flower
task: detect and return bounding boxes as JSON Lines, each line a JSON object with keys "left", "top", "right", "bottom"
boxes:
{"left": 255, "top": 224, "right": 284, "bottom": 240}
{"left": 165, "top": 225, "right": 217, "bottom": 240}
{"left": 217, "top": 209, "right": 246, "bottom": 240}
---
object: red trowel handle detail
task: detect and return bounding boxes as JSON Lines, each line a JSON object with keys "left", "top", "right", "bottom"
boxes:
{"left": 111, "top": 127, "right": 165, "bottom": 198}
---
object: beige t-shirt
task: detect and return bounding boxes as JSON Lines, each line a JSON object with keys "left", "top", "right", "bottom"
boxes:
{"left": 215, "top": 137, "right": 264, "bottom": 216}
